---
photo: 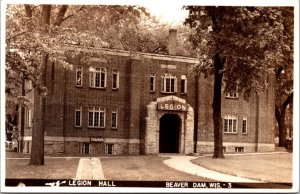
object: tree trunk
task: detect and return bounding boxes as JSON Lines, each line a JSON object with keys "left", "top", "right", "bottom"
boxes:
{"left": 29, "top": 5, "right": 51, "bottom": 165}
{"left": 275, "top": 92, "right": 293, "bottom": 147}
{"left": 277, "top": 110, "right": 287, "bottom": 147}
{"left": 30, "top": 90, "right": 45, "bottom": 165}
{"left": 212, "top": 54, "right": 225, "bottom": 158}
{"left": 20, "top": 76, "right": 26, "bottom": 153}
{"left": 54, "top": 5, "right": 69, "bottom": 26}
{"left": 29, "top": 54, "right": 49, "bottom": 165}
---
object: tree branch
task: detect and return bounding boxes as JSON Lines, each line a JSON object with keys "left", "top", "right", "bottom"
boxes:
{"left": 55, "top": 6, "right": 86, "bottom": 26}
{"left": 6, "top": 31, "right": 27, "bottom": 41}
{"left": 61, "top": 14, "right": 74, "bottom": 23}
{"left": 54, "top": 5, "right": 69, "bottom": 26}
{"left": 24, "top": 4, "right": 32, "bottom": 18}
{"left": 282, "top": 92, "right": 293, "bottom": 110}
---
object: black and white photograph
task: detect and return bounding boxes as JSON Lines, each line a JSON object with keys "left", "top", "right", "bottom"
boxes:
{"left": 1, "top": 0, "right": 299, "bottom": 193}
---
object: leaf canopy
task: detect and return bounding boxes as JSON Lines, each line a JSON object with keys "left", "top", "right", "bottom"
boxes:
{"left": 184, "top": 6, "right": 293, "bottom": 99}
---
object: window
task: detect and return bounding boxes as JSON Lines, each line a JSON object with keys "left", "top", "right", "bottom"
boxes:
{"left": 26, "top": 141, "right": 30, "bottom": 153}
{"left": 88, "top": 107, "right": 105, "bottom": 128}
{"left": 225, "top": 84, "right": 238, "bottom": 98}
{"left": 105, "top": 144, "right": 114, "bottom": 155}
{"left": 180, "top": 75, "right": 187, "bottom": 94}
{"left": 150, "top": 73, "right": 156, "bottom": 92}
{"left": 225, "top": 92, "right": 238, "bottom": 98}
{"left": 76, "top": 66, "right": 83, "bottom": 87}
{"left": 224, "top": 115, "right": 237, "bottom": 133}
{"left": 112, "top": 69, "right": 119, "bottom": 89}
{"left": 235, "top": 147, "right": 244, "bottom": 152}
{"left": 25, "top": 79, "right": 32, "bottom": 90}
{"left": 111, "top": 109, "right": 118, "bottom": 129}
{"left": 161, "top": 74, "right": 177, "bottom": 93}
{"left": 223, "top": 147, "right": 226, "bottom": 153}
{"left": 89, "top": 67, "right": 106, "bottom": 88}
{"left": 75, "top": 107, "right": 82, "bottom": 127}
{"left": 81, "top": 143, "right": 90, "bottom": 154}
{"left": 242, "top": 116, "right": 247, "bottom": 134}
{"left": 25, "top": 108, "right": 32, "bottom": 128}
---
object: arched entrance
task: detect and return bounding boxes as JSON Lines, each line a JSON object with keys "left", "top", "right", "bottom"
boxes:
{"left": 159, "top": 114, "right": 180, "bottom": 153}
{"left": 145, "top": 95, "right": 194, "bottom": 155}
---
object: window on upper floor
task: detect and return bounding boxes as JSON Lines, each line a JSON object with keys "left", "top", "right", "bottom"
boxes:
{"left": 111, "top": 109, "right": 118, "bottom": 129}
{"left": 224, "top": 85, "right": 238, "bottom": 98}
{"left": 150, "top": 73, "right": 156, "bottom": 92}
{"left": 25, "top": 108, "right": 32, "bottom": 128}
{"left": 224, "top": 115, "right": 238, "bottom": 133}
{"left": 180, "top": 75, "right": 187, "bottom": 94}
{"left": 161, "top": 74, "right": 177, "bottom": 93}
{"left": 75, "top": 107, "right": 82, "bottom": 127}
{"left": 25, "top": 79, "right": 32, "bottom": 90}
{"left": 225, "top": 91, "right": 239, "bottom": 98}
{"left": 112, "top": 69, "right": 119, "bottom": 90}
{"left": 88, "top": 107, "right": 105, "bottom": 128}
{"left": 242, "top": 116, "right": 247, "bottom": 134}
{"left": 89, "top": 67, "right": 106, "bottom": 88}
{"left": 76, "top": 66, "right": 83, "bottom": 87}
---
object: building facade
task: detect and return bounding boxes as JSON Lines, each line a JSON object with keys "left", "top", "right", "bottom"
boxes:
{"left": 21, "top": 30, "right": 276, "bottom": 155}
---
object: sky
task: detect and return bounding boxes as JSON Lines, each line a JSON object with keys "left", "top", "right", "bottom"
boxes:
{"left": 142, "top": 2, "right": 188, "bottom": 25}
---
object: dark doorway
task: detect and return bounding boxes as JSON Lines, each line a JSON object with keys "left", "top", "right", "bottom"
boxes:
{"left": 159, "top": 114, "right": 180, "bottom": 153}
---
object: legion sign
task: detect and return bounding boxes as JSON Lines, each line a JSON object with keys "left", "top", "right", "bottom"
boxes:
{"left": 157, "top": 100, "right": 187, "bottom": 112}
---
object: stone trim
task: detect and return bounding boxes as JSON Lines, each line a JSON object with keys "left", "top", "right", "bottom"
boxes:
{"left": 197, "top": 141, "right": 275, "bottom": 153}
{"left": 23, "top": 136, "right": 140, "bottom": 144}
{"left": 64, "top": 45, "right": 198, "bottom": 64}
{"left": 156, "top": 95, "right": 186, "bottom": 103}
{"left": 65, "top": 137, "right": 90, "bottom": 142}
{"left": 197, "top": 141, "right": 275, "bottom": 147}
{"left": 23, "top": 136, "right": 32, "bottom": 141}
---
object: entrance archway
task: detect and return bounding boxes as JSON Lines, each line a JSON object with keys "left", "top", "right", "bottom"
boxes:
{"left": 159, "top": 114, "right": 180, "bottom": 153}
{"left": 145, "top": 95, "right": 194, "bottom": 155}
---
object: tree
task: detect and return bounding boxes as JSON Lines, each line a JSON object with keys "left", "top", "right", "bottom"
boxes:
{"left": 275, "top": 66, "right": 293, "bottom": 147}
{"left": 6, "top": 4, "right": 150, "bottom": 165}
{"left": 184, "top": 6, "right": 293, "bottom": 158}
{"left": 274, "top": 8, "right": 294, "bottom": 147}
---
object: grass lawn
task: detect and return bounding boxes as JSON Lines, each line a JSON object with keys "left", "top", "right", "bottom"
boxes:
{"left": 6, "top": 157, "right": 80, "bottom": 179}
{"left": 192, "top": 153, "right": 292, "bottom": 183}
{"left": 6, "top": 153, "right": 213, "bottom": 181}
{"left": 100, "top": 156, "right": 214, "bottom": 181}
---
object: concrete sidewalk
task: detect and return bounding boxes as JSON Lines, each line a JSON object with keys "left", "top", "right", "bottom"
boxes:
{"left": 163, "top": 155, "right": 261, "bottom": 183}
{"left": 76, "top": 158, "right": 105, "bottom": 180}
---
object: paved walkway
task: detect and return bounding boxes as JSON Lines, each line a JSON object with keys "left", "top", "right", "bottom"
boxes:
{"left": 75, "top": 158, "right": 105, "bottom": 180}
{"left": 163, "top": 155, "right": 261, "bottom": 183}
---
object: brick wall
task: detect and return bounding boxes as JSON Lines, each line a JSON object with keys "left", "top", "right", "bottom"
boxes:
{"left": 39, "top": 48, "right": 275, "bottom": 155}
{"left": 197, "top": 73, "right": 275, "bottom": 153}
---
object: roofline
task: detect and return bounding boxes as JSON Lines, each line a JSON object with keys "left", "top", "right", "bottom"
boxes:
{"left": 64, "top": 45, "right": 199, "bottom": 64}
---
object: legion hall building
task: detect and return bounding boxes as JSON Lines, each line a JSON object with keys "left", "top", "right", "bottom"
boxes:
{"left": 21, "top": 30, "right": 276, "bottom": 155}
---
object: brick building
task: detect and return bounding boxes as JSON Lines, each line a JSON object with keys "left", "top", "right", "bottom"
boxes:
{"left": 21, "top": 30, "right": 276, "bottom": 155}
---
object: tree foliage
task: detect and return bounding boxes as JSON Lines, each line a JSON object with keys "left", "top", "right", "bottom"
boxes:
{"left": 184, "top": 6, "right": 293, "bottom": 157}
{"left": 185, "top": 6, "right": 293, "bottom": 98}
{"left": 5, "top": 4, "right": 151, "bottom": 164}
